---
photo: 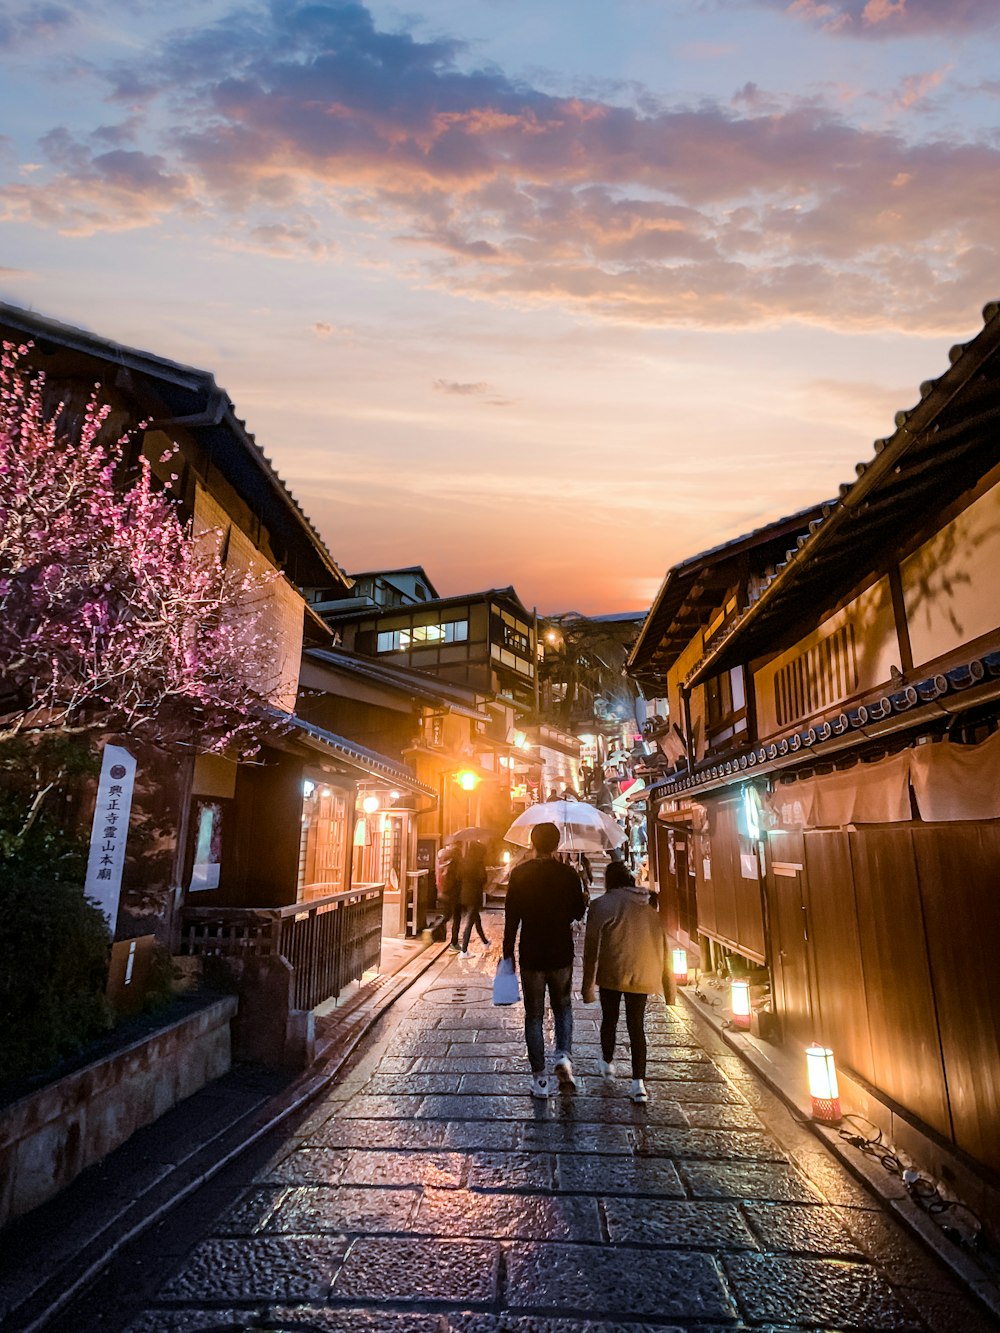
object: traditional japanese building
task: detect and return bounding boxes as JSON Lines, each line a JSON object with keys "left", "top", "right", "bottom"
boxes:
{"left": 628, "top": 300, "right": 1000, "bottom": 1219}
{"left": 0, "top": 303, "right": 434, "bottom": 952}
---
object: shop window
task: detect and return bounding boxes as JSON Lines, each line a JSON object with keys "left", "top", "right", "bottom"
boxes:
{"left": 298, "top": 783, "right": 348, "bottom": 900}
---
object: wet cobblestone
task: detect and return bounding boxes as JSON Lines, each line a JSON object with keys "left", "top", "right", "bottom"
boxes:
{"left": 122, "top": 944, "right": 983, "bottom": 1332}
{"left": 504, "top": 1242, "right": 733, "bottom": 1319}
{"left": 723, "top": 1252, "right": 922, "bottom": 1327}
{"left": 334, "top": 1235, "right": 500, "bottom": 1302}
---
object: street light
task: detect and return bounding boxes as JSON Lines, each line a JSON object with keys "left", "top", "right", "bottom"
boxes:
{"left": 456, "top": 769, "right": 480, "bottom": 825}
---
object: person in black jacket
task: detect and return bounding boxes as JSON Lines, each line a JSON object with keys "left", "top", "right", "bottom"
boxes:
{"left": 458, "top": 840, "right": 490, "bottom": 955}
{"left": 503, "top": 822, "right": 588, "bottom": 1098}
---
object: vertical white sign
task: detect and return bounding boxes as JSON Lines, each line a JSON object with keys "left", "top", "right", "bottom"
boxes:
{"left": 84, "top": 744, "right": 137, "bottom": 931}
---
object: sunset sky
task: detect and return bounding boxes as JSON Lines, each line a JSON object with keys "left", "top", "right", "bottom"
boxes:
{"left": 2, "top": 0, "right": 999, "bottom": 613}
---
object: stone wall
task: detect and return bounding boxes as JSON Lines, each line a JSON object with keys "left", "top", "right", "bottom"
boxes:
{"left": 0, "top": 995, "right": 237, "bottom": 1226}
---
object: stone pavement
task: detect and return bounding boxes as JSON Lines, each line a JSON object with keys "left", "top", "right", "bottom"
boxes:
{"left": 98, "top": 922, "right": 997, "bottom": 1333}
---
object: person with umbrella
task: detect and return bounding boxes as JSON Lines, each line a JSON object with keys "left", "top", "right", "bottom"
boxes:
{"left": 457, "top": 839, "right": 490, "bottom": 956}
{"left": 581, "top": 859, "right": 675, "bottom": 1103}
{"left": 502, "top": 822, "right": 588, "bottom": 1098}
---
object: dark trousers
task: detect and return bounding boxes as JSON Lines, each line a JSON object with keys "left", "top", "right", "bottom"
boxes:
{"left": 521, "top": 965, "right": 573, "bottom": 1074}
{"left": 599, "top": 988, "right": 648, "bottom": 1079}
{"left": 449, "top": 903, "right": 464, "bottom": 946}
{"left": 460, "top": 907, "right": 488, "bottom": 950}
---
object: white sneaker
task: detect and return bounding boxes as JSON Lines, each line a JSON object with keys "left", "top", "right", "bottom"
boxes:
{"left": 530, "top": 1074, "right": 553, "bottom": 1098}
{"left": 553, "top": 1055, "right": 577, "bottom": 1089}
{"left": 458, "top": 950, "right": 470, "bottom": 958}
{"left": 629, "top": 1079, "right": 648, "bottom": 1103}
{"left": 598, "top": 1059, "right": 615, "bottom": 1078}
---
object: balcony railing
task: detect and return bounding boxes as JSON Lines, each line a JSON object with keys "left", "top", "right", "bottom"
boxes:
{"left": 180, "top": 883, "right": 385, "bottom": 1011}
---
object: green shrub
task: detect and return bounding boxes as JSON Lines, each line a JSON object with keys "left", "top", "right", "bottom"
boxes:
{"left": 0, "top": 878, "right": 114, "bottom": 1086}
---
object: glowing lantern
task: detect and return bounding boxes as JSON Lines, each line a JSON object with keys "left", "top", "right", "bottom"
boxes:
{"left": 672, "top": 948, "right": 689, "bottom": 986}
{"left": 362, "top": 794, "right": 379, "bottom": 814}
{"left": 730, "top": 978, "right": 751, "bottom": 1029}
{"left": 806, "top": 1044, "right": 842, "bottom": 1122}
{"left": 457, "top": 770, "right": 479, "bottom": 792}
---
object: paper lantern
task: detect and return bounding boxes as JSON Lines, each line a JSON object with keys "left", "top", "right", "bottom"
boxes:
{"left": 672, "top": 948, "right": 689, "bottom": 986}
{"left": 805, "top": 1044, "right": 842, "bottom": 1122}
{"left": 730, "top": 978, "right": 751, "bottom": 1029}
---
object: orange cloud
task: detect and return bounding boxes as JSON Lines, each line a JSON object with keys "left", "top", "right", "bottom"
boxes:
{"left": 7, "top": 2, "right": 1000, "bottom": 332}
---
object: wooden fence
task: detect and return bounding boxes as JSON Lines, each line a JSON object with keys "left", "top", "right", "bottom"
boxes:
{"left": 180, "top": 883, "right": 384, "bottom": 1011}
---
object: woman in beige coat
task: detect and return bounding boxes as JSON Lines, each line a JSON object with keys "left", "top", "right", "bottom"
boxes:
{"left": 581, "top": 860, "right": 675, "bottom": 1102}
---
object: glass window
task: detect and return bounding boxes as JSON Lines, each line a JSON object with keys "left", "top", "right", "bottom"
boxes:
{"left": 377, "top": 630, "right": 401, "bottom": 652}
{"left": 502, "top": 623, "right": 530, "bottom": 655}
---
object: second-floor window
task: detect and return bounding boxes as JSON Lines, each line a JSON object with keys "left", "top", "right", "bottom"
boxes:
{"left": 376, "top": 619, "right": 469, "bottom": 652}
{"left": 773, "top": 623, "right": 858, "bottom": 727}
{"left": 706, "top": 666, "right": 747, "bottom": 747}
{"left": 502, "top": 624, "right": 530, "bottom": 656}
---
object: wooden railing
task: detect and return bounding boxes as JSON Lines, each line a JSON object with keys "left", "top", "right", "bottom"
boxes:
{"left": 180, "top": 883, "right": 384, "bottom": 1011}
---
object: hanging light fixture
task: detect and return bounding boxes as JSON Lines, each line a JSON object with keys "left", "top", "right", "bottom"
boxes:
{"left": 672, "top": 948, "right": 689, "bottom": 986}
{"left": 362, "top": 794, "right": 379, "bottom": 814}
{"left": 805, "top": 1044, "right": 841, "bottom": 1122}
{"left": 730, "top": 978, "right": 751, "bottom": 1029}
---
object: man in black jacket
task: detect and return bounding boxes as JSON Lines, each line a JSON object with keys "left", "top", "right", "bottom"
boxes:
{"left": 503, "top": 822, "right": 588, "bottom": 1097}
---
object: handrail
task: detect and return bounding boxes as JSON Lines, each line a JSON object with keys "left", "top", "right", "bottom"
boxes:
{"left": 182, "top": 883, "right": 385, "bottom": 921}
{"left": 180, "top": 883, "right": 385, "bottom": 1009}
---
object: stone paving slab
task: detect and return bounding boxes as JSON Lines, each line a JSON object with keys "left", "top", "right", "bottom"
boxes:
{"left": 366, "top": 1072, "right": 465, "bottom": 1095}
{"left": 468, "top": 1150, "right": 555, "bottom": 1191}
{"left": 267, "top": 1184, "right": 420, "bottom": 1233}
{"left": 157, "top": 1235, "right": 348, "bottom": 1302}
{"left": 445, "top": 1120, "right": 522, "bottom": 1151}
{"left": 602, "top": 1197, "right": 757, "bottom": 1249}
{"left": 742, "top": 1201, "right": 866, "bottom": 1257}
{"left": 338, "top": 1148, "right": 467, "bottom": 1189}
{"left": 636, "top": 1079, "right": 745, "bottom": 1103}
{"left": 678, "top": 1102, "right": 765, "bottom": 1130}
{"left": 723, "top": 1252, "right": 923, "bottom": 1328}
{"left": 517, "top": 1121, "right": 637, "bottom": 1154}
{"left": 415, "top": 1055, "right": 516, "bottom": 1073}
{"left": 636, "top": 1125, "right": 789, "bottom": 1162}
{"left": 446, "top": 1319, "right": 756, "bottom": 1333}
{"left": 556, "top": 1152, "right": 686, "bottom": 1197}
{"left": 503, "top": 1242, "right": 734, "bottom": 1320}
{"left": 308, "top": 1118, "right": 449, "bottom": 1149}
{"left": 333, "top": 1235, "right": 500, "bottom": 1304}
{"left": 679, "top": 1159, "right": 823, "bottom": 1202}
{"left": 415, "top": 1187, "right": 602, "bottom": 1241}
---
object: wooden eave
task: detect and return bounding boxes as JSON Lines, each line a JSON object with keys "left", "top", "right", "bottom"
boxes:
{"left": 627, "top": 502, "right": 830, "bottom": 692}
{"left": 687, "top": 300, "right": 1000, "bottom": 688}
{"left": 0, "top": 301, "right": 351, "bottom": 593}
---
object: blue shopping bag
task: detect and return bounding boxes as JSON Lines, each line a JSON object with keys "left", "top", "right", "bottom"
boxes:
{"left": 492, "top": 957, "right": 520, "bottom": 1005}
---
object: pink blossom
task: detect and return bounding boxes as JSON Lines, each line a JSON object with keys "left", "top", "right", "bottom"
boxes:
{"left": 0, "top": 343, "right": 284, "bottom": 756}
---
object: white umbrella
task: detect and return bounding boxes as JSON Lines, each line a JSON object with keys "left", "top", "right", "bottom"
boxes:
{"left": 504, "top": 800, "right": 626, "bottom": 852}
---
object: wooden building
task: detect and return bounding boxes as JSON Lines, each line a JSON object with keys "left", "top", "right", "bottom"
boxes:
{"left": 326, "top": 586, "right": 538, "bottom": 711}
{"left": 628, "top": 300, "right": 1000, "bottom": 1212}
{"left": 0, "top": 303, "right": 434, "bottom": 949}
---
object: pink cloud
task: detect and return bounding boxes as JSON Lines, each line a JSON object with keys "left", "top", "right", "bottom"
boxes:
{"left": 8, "top": 2, "right": 1000, "bottom": 330}
{"left": 779, "top": 0, "right": 999, "bottom": 36}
